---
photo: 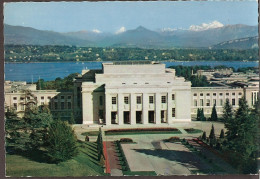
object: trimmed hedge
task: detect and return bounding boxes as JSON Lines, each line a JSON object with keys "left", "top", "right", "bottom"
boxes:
{"left": 120, "top": 138, "right": 133, "bottom": 143}
{"left": 106, "top": 128, "right": 181, "bottom": 135}
{"left": 165, "top": 136, "right": 180, "bottom": 142}
{"left": 184, "top": 128, "right": 203, "bottom": 134}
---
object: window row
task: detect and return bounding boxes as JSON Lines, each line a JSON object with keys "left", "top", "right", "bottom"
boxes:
{"left": 193, "top": 92, "right": 242, "bottom": 97}
{"left": 111, "top": 95, "right": 171, "bottom": 105}
{"left": 193, "top": 98, "right": 238, "bottom": 107}
{"left": 12, "top": 95, "right": 72, "bottom": 101}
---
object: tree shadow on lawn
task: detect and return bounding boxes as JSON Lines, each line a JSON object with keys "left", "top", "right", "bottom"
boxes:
{"left": 134, "top": 149, "right": 212, "bottom": 172}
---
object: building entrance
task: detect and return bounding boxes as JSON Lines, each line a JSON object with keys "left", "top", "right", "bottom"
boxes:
{"left": 124, "top": 111, "right": 130, "bottom": 124}
{"left": 161, "top": 110, "right": 167, "bottom": 123}
{"left": 148, "top": 111, "right": 155, "bottom": 123}
{"left": 111, "top": 112, "right": 118, "bottom": 124}
{"left": 136, "top": 111, "right": 142, "bottom": 124}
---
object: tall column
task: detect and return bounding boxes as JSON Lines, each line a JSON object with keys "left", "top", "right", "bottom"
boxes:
{"left": 130, "top": 93, "right": 136, "bottom": 125}
{"left": 167, "top": 92, "right": 172, "bottom": 124}
{"left": 142, "top": 93, "right": 148, "bottom": 124}
{"left": 105, "top": 93, "right": 111, "bottom": 125}
{"left": 82, "top": 91, "right": 93, "bottom": 124}
{"left": 155, "top": 93, "right": 161, "bottom": 124}
{"left": 118, "top": 93, "right": 124, "bottom": 125}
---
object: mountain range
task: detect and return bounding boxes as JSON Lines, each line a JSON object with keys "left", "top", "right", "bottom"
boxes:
{"left": 4, "top": 24, "right": 258, "bottom": 49}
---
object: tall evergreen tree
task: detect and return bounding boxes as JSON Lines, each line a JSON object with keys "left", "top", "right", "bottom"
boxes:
{"left": 223, "top": 99, "right": 236, "bottom": 141}
{"left": 210, "top": 104, "right": 218, "bottom": 121}
{"left": 209, "top": 124, "right": 216, "bottom": 140}
{"left": 45, "top": 120, "right": 78, "bottom": 163}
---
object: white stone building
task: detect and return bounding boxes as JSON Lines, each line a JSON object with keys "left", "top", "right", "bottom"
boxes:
{"left": 74, "top": 62, "right": 191, "bottom": 125}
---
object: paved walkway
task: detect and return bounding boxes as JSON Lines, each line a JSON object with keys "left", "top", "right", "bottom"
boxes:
{"left": 105, "top": 141, "right": 123, "bottom": 176}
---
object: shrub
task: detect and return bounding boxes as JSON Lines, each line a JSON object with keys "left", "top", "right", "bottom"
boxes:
{"left": 120, "top": 138, "right": 133, "bottom": 143}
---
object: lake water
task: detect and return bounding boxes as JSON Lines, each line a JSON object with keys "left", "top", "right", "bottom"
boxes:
{"left": 5, "top": 61, "right": 259, "bottom": 82}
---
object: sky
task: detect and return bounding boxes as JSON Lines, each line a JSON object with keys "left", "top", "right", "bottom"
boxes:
{"left": 4, "top": 1, "right": 258, "bottom": 33}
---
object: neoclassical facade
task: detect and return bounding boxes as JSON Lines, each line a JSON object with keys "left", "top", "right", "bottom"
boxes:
{"left": 5, "top": 62, "right": 259, "bottom": 125}
{"left": 74, "top": 62, "right": 191, "bottom": 125}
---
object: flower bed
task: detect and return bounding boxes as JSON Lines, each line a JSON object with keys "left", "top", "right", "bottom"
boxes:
{"left": 105, "top": 128, "right": 181, "bottom": 135}
{"left": 184, "top": 128, "right": 203, "bottom": 134}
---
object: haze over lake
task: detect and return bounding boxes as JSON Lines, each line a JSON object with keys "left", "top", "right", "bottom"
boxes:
{"left": 5, "top": 61, "right": 258, "bottom": 82}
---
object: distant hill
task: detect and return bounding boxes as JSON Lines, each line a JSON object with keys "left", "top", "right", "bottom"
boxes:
{"left": 4, "top": 24, "right": 93, "bottom": 46}
{"left": 4, "top": 24, "right": 258, "bottom": 49}
{"left": 210, "top": 36, "right": 258, "bottom": 49}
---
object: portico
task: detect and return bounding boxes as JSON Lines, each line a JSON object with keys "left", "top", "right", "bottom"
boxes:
{"left": 80, "top": 62, "right": 191, "bottom": 125}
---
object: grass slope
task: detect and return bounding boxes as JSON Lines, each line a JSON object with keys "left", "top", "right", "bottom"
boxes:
{"left": 6, "top": 142, "right": 106, "bottom": 177}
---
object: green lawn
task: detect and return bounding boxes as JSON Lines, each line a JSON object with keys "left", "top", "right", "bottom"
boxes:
{"left": 6, "top": 142, "right": 107, "bottom": 177}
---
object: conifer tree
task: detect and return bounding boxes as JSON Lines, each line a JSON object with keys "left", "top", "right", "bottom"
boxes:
{"left": 209, "top": 124, "right": 216, "bottom": 140}
{"left": 46, "top": 120, "right": 78, "bottom": 163}
{"left": 202, "top": 131, "right": 207, "bottom": 140}
{"left": 196, "top": 108, "right": 201, "bottom": 121}
{"left": 210, "top": 104, "right": 218, "bottom": 121}
{"left": 220, "top": 129, "right": 225, "bottom": 139}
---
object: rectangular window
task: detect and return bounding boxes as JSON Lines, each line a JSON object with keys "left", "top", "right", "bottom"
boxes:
{"left": 136, "top": 96, "right": 141, "bottom": 104}
{"left": 20, "top": 97, "right": 24, "bottom": 100}
{"left": 27, "top": 97, "right": 30, "bottom": 100}
{"left": 124, "top": 96, "right": 129, "bottom": 104}
{"left": 149, "top": 96, "right": 154, "bottom": 104}
{"left": 226, "top": 93, "right": 229, "bottom": 96}
{"left": 232, "top": 99, "right": 235, "bottom": 106}
{"left": 220, "top": 99, "right": 223, "bottom": 106}
{"left": 200, "top": 93, "right": 203, "bottom": 96}
{"left": 54, "top": 102, "right": 58, "bottom": 109}
{"left": 238, "top": 92, "right": 242, "bottom": 96}
{"left": 112, "top": 97, "right": 117, "bottom": 104}
{"left": 41, "top": 96, "right": 44, "bottom": 100}
{"left": 206, "top": 99, "right": 210, "bottom": 106}
{"left": 13, "top": 97, "right": 17, "bottom": 100}
{"left": 61, "top": 102, "right": 65, "bottom": 109}
{"left": 193, "top": 93, "right": 197, "bottom": 96}
{"left": 54, "top": 96, "right": 58, "bottom": 99}
{"left": 99, "top": 96, "right": 103, "bottom": 106}
{"left": 213, "top": 93, "right": 216, "bottom": 96}
{"left": 200, "top": 99, "right": 204, "bottom": 106}
{"left": 213, "top": 99, "right": 216, "bottom": 105}
{"left": 194, "top": 100, "right": 197, "bottom": 106}
{"left": 206, "top": 93, "right": 210, "bottom": 96}
{"left": 232, "top": 93, "right": 235, "bottom": 96}
{"left": 47, "top": 96, "right": 51, "bottom": 99}
{"left": 68, "top": 96, "right": 71, "bottom": 99}
{"left": 172, "top": 108, "right": 175, "bottom": 117}
{"left": 13, "top": 103, "right": 17, "bottom": 110}
{"left": 21, "top": 104, "right": 24, "bottom": 110}
{"left": 161, "top": 96, "right": 166, "bottom": 103}
{"left": 219, "top": 93, "right": 223, "bottom": 96}
{"left": 61, "top": 96, "right": 65, "bottom": 99}
{"left": 172, "top": 94, "right": 175, "bottom": 100}
{"left": 68, "top": 102, "right": 71, "bottom": 109}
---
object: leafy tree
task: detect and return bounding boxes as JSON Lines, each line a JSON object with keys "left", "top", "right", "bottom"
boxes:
{"left": 45, "top": 120, "right": 78, "bottom": 163}
{"left": 210, "top": 104, "right": 218, "bottom": 121}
